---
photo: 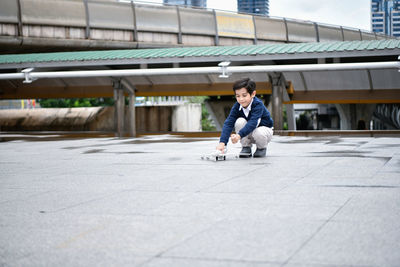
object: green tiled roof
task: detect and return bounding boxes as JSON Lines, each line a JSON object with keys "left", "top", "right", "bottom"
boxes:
{"left": 0, "top": 39, "right": 400, "bottom": 65}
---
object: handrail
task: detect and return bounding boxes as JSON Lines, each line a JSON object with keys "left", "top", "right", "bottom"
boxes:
{"left": 0, "top": 61, "right": 399, "bottom": 83}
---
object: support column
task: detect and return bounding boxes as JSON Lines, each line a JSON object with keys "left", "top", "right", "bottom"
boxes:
{"left": 270, "top": 74, "right": 284, "bottom": 131}
{"left": 286, "top": 104, "right": 296, "bottom": 130}
{"left": 113, "top": 80, "right": 125, "bottom": 137}
{"left": 128, "top": 91, "right": 136, "bottom": 137}
{"left": 121, "top": 79, "right": 137, "bottom": 137}
{"left": 282, "top": 81, "right": 296, "bottom": 131}
{"left": 272, "top": 84, "right": 283, "bottom": 130}
{"left": 113, "top": 87, "right": 118, "bottom": 132}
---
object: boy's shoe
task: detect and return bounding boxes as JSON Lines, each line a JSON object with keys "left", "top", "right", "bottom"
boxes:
{"left": 253, "top": 148, "right": 267, "bottom": 158}
{"left": 239, "top": 147, "right": 252, "bottom": 158}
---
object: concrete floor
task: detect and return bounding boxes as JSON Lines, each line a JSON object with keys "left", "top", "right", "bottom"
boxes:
{"left": 1, "top": 134, "right": 399, "bottom": 267}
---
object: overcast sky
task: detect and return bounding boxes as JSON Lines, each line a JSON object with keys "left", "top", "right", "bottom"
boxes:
{"left": 141, "top": 0, "right": 371, "bottom": 31}
{"left": 209, "top": 0, "right": 371, "bottom": 30}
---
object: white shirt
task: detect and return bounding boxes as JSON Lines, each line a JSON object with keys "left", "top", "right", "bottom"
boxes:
{"left": 239, "top": 98, "right": 253, "bottom": 118}
{"left": 239, "top": 98, "right": 261, "bottom": 126}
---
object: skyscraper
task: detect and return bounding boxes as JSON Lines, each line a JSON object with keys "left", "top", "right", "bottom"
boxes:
{"left": 371, "top": 0, "right": 400, "bottom": 37}
{"left": 163, "top": 0, "right": 207, "bottom": 8}
{"left": 237, "top": 0, "right": 269, "bottom": 16}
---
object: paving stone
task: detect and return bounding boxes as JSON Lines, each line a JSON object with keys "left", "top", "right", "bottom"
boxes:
{"left": 288, "top": 219, "right": 400, "bottom": 266}
{"left": 142, "top": 257, "right": 281, "bottom": 267}
{"left": 0, "top": 135, "right": 399, "bottom": 266}
{"left": 163, "top": 217, "right": 324, "bottom": 263}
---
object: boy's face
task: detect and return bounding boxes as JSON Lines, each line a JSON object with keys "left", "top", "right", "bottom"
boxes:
{"left": 235, "top": 87, "right": 256, "bottom": 108}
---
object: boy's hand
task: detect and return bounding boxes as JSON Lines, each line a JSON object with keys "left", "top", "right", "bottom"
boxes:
{"left": 230, "top": 134, "right": 241, "bottom": 144}
{"left": 216, "top": 142, "right": 225, "bottom": 152}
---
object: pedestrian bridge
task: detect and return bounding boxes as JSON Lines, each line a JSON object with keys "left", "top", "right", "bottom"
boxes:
{"left": 0, "top": 0, "right": 390, "bottom": 54}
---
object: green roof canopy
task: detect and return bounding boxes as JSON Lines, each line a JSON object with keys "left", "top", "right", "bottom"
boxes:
{"left": 0, "top": 39, "right": 399, "bottom": 67}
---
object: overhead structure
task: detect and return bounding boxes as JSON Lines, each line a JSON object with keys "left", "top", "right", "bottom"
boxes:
{"left": 1, "top": 39, "right": 399, "bottom": 102}
{"left": 0, "top": 39, "right": 400, "bottom": 136}
{"left": 0, "top": 0, "right": 393, "bottom": 54}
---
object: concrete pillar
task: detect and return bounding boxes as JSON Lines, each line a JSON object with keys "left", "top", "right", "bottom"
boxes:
{"left": 335, "top": 104, "right": 376, "bottom": 130}
{"left": 128, "top": 92, "right": 136, "bottom": 137}
{"left": 113, "top": 81, "right": 125, "bottom": 137}
{"left": 286, "top": 104, "right": 296, "bottom": 130}
{"left": 270, "top": 74, "right": 284, "bottom": 131}
{"left": 122, "top": 79, "right": 137, "bottom": 138}
{"left": 116, "top": 89, "right": 125, "bottom": 137}
{"left": 272, "top": 84, "right": 283, "bottom": 130}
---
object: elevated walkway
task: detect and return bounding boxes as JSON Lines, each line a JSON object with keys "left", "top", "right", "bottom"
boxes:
{"left": 0, "top": 0, "right": 389, "bottom": 54}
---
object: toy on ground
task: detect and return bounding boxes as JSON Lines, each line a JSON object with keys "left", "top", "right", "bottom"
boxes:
{"left": 201, "top": 149, "right": 238, "bottom": 161}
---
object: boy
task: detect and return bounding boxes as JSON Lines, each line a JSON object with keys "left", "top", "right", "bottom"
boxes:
{"left": 216, "top": 77, "right": 273, "bottom": 158}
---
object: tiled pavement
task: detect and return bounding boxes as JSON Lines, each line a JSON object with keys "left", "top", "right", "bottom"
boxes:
{"left": 1, "top": 134, "right": 399, "bottom": 266}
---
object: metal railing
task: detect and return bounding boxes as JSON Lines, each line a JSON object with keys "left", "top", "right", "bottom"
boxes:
{"left": 1, "top": 61, "right": 399, "bottom": 82}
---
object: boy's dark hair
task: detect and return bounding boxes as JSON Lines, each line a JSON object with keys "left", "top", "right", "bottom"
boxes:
{"left": 232, "top": 78, "right": 256, "bottom": 95}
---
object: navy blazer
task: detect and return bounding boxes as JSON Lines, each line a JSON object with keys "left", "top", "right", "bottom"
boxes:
{"left": 219, "top": 96, "right": 273, "bottom": 145}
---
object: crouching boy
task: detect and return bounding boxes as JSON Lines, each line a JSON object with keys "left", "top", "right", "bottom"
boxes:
{"left": 216, "top": 78, "right": 273, "bottom": 158}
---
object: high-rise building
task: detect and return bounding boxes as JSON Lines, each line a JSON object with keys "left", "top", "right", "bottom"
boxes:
{"left": 237, "top": 0, "right": 269, "bottom": 16}
{"left": 163, "top": 0, "right": 207, "bottom": 8}
{"left": 371, "top": 0, "right": 400, "bottom": 37}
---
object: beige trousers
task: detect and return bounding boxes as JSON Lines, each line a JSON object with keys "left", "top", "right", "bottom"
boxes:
{"left": 235, "top": 117, "right": 273, "bottom": 149}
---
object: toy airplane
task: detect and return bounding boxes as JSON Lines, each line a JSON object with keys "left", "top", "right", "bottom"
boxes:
{"left": 201, "top": 149, "right": 238, "bottom": 161}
